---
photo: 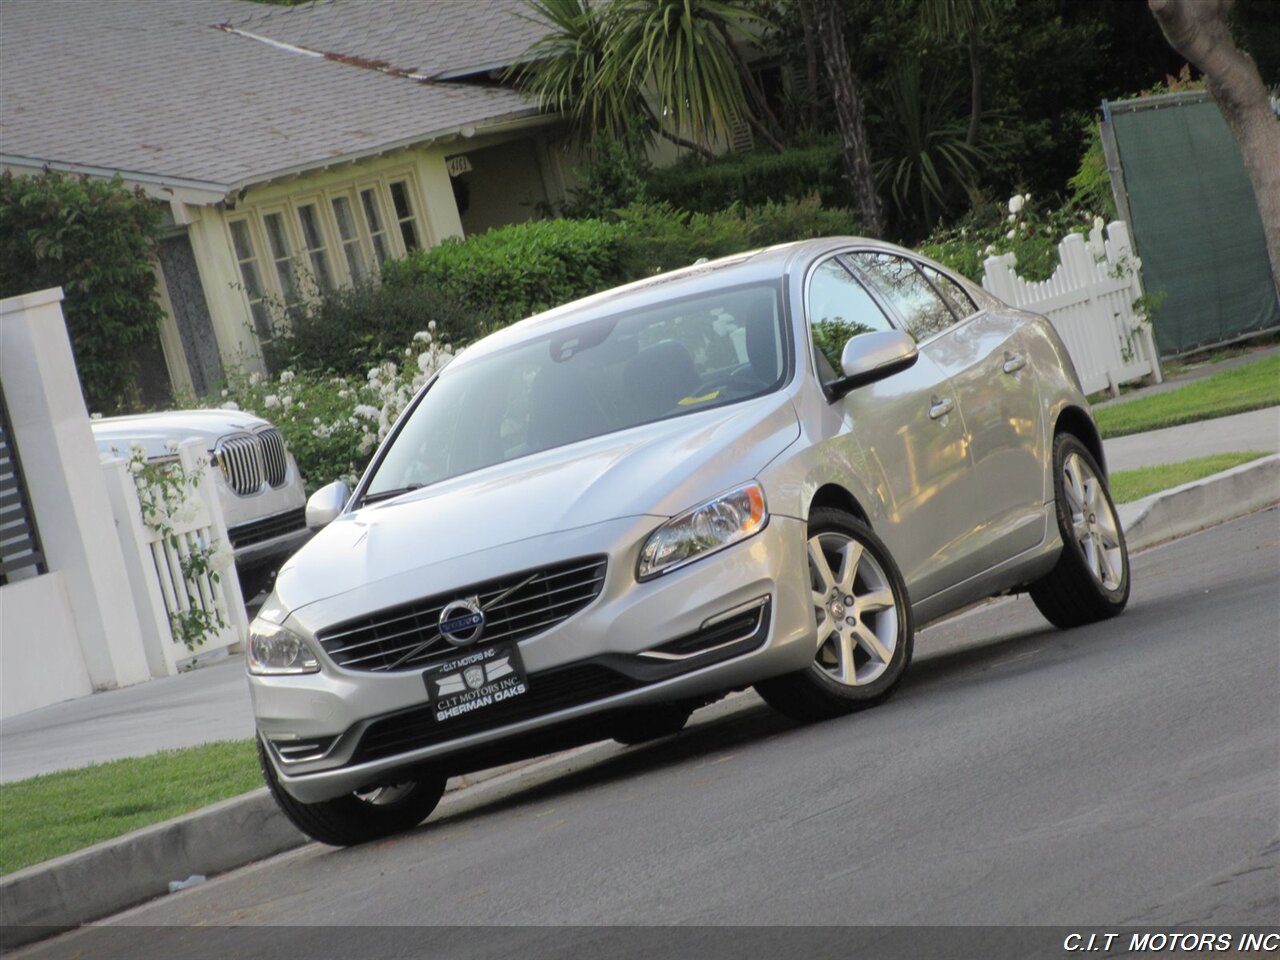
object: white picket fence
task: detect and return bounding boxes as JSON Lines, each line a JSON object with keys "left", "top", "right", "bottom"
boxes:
{"left": 982, "top": 220, "right": 1162, "bottom": 396}
{"left": 103, "top": 438, "right": 247, "bottom": 677}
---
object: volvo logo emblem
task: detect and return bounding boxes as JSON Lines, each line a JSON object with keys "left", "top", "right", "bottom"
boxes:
{"left": 439, "top": 598, "right": 485, "bottom": 646}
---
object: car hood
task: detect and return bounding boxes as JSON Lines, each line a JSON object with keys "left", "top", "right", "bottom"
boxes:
{"left": 272, "top": 393, "right": 800, "bottom": 615}
{"left": 90, "top": 409, "right": 272, "bottom": 460}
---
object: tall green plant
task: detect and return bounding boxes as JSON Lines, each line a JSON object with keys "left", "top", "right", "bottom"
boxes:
{"left": 511, "top": 0, "right": 771, "bottom": 157}
{"left": 874, "top": 65, "right": 986, "bottom": 234}
{"left": 0, "top": 171, "right": 164, "bottom": 413}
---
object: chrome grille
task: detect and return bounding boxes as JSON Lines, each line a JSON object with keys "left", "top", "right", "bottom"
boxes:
{"left": 215, "top": 434, "right": 262, "bottom": 495}
{"left": 317, "top": 556, "right": 608, "bottom": 673}
{"left": 215, "top": 430, "right": 290, "bottom": 496}
{"left": 255, "top": 427, "right": 288, "bottom": 487}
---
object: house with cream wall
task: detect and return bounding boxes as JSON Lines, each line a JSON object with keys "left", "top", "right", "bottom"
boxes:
{"left": 1, "top": 0, "right": 572, "bottom": 401}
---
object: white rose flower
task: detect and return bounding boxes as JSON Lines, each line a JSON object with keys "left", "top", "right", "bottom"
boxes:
{"left": 353, "top": 404, "right": 380, "bottom": 420}
{"left": 221, "top": 389, "right": 229, "bottom": 398}
{"left": 1008, "top": 195, "right": 1025, "bottom": 215}
{"left": 221, "top": 401, "right": 240, "bottom": 410}
{"left": 1005, "top": 229, "right": 1016, "bottom": 240}
{"left": 129, "top": 461, "right": 145, "bottom": 474}
{"left": 280, "top": 370, "right": 295, "bottom": 384}
{"left": 264, "top": 395, "right": 280, "bottom": 409}
{"left": 413, "top": 330, "right": 432, "bottom": 342}
{"left": 249, "top": 371, "right": 263, "bottom": 386}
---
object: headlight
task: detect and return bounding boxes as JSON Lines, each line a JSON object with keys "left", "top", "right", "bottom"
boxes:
{"left": 246, "top": 621, "right": 319, "bottom": 675}
{"left": 638, "top": 482, "right": 768, "bottom": 581}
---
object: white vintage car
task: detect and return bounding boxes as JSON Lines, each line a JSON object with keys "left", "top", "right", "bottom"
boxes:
{"left": 91, "top": 409, "right": 313, "bottom": 598}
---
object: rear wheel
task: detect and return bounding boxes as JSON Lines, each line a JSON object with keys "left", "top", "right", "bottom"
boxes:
{"left": 1029, "top": 433, "right": 1130, "bottom": 628}
{"left": 257, "top": 739, "right": 446, "bottom": 847}
{"left": 756, "top": 509, "right": 913, "bottom": 722}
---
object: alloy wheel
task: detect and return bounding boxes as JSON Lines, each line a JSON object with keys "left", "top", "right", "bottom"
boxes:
{"left": 807, "top": 531, "right": 900, "bottom": 686}
{"left": 1062, "top": 452, "right": 1124, "bottom": 591}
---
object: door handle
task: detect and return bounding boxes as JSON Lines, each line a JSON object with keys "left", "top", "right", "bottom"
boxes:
{"left": 928, "top": 396, "right": 954, "bottom": 420}
{"left": 1002, "top": 351, "right": 1026, "bottom": 374}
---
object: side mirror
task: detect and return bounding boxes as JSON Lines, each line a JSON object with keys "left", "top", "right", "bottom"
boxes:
{"left": 305, "top": 480, "right": 350, "bottom": 530}
{"left": 829, "top": 330, "right": 919, "bottom": 399}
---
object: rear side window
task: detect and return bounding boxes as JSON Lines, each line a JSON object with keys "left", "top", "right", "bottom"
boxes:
{"left": 847, "top": 252, "right": 956, "bottom": 342}
{"left": 919, "top": 263, "right": 977, "bottom": 320}
{"left": 806, "top": 258, "right": 894, "bottom": 378}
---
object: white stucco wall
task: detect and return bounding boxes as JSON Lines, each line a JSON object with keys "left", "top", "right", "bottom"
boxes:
{"left": 1, "top": 572, "right": 91, "bottom": 718}
{"left": 0, "top": 288, "right": 152, "bottom": 716}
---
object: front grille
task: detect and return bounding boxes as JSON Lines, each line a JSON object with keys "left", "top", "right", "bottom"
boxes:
{"left": 215, "top": 430, "right": 289, "bottom": 496}
{"left": 228, "top": 507, "right": 307, "bottom": 549}
{"left": 216, "top": 434, "right": 264, "bottom": 495}
{"left": 351, "top": 662, "right": 641, "bottom": 763}
{"left": 256, "top": 427, "right": 288, "bottom": 487}
{"left": 317, "top": 556, "right": 608, "bottom": 673}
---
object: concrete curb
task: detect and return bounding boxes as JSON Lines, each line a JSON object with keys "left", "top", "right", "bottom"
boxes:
{"left": 5, "top": 460, "right": 1278, "bottom": 948}
{"left": 1118, "top": 454, "right": 1279, "bottom": 551}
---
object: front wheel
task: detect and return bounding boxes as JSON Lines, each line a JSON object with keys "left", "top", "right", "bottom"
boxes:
{"left": 755, "top": 509, "right": 914, "bottom": 722}
{"left": 258, "top": 739, "right": 446, "bottom": 847}
{"left": 1029, "top": 433, "right": 1130, "bottom": 629}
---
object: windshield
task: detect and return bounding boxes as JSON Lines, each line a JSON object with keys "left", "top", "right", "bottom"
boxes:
{"left": 363, "top": 281, "right": 788, "bottom": 498}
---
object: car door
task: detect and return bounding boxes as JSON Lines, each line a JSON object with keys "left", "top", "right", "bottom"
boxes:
{"left": 848, "top": 252, "right": 1045, "bottom": 578}
{"left": 804, "top": 255, "right": 975, "bottom": 604}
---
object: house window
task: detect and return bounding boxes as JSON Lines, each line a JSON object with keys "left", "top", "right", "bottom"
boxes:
{"left": 388, "top": 180, "right": 421, "bottom": 251}
{"left": 359, "top": 188, "right": 392, "bottom": 267}
{"left": 295, "top": 203, "right": 334, "bottom": 292}
{"left": 261, "top": 211, "right": 299, "bottom": 304}
{"left": 330, "top": 195, "right": 369, "bottom": 283}
{"left": 228, "top": 219, "right": 272, "bottom": 338}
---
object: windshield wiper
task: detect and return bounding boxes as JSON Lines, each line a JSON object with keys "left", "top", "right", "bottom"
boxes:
{"left": 359, "top": 484, "right": 423, "bottom": 506}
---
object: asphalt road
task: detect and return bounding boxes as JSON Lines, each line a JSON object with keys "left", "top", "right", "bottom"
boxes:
{"left": 20, "top": 510, "right": 1279, "bottom": 959}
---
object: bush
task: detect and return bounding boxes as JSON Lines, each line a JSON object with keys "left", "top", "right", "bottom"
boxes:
{"left": 0, "top": 170, "right": 164, "bottom": 413}
{"left": 383, "top": 218, "right": 632, "bottom": 324}
{"left": 262, "top": 279, "right": 487, "bottom": 377}
{"left": 199, "top": 333, "right": 455, "bottom": 491}
{"left": 645, "top": 142, "right": 847, "bottom": 213}
{"left": 918, "top": 194, "right": 1102, "bottom": 283}
{"left": 744, "top": 196, "right": 862, "bottom": 247}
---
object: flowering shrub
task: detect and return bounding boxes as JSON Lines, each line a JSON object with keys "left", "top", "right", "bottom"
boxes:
{"left": 919, "top": 195, "right": 1102, "bottom": 283}
{"left": 203, "top": 327, "right": 455, "bottom": 491}
{"left": 125, "top": 444, "right": 234, "bottom": 651}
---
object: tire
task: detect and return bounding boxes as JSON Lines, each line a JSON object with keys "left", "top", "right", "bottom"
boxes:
{"left": 1029, "top": 432, "right": 1130, "bottom": 629}
{"left": 755, "top": 509, "right": 914, "bottom": 722}
{"left": 610, "top": 704, "right": 692, "bottom": 746}
{"left": 257, "top": 739, "right": 446, "bottom": 847}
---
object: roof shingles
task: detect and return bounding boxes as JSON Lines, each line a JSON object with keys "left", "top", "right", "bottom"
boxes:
{"left": 0, "top": 0, "right": 547, "bottom": 189}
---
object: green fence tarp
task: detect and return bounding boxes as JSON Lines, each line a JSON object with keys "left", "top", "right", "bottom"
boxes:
{"left": 1108, "top": 93, "right": 1279, "bottom": 355}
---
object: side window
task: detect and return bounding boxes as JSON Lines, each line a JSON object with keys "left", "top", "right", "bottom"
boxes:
{"left": 807, "top": 258, "right": 894, "bottom": 378}
{"left": 919, "top": 263, "right": 977, "bottom": 320}
{"left": 848, "top": 252, "right": 956, "bottom": 342}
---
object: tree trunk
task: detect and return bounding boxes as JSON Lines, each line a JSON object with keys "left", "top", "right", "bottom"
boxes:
{"left": 965, "top": 23, "right": 982, "bottom": 146}
{"left": 799, "top": 0, "right": 821, "bottom": 132}
{"left": 1149, "top": 0, "right": 1280, "bottom": 299}
{"left": 642, "top": 104, "right": 717, "bottom": 160}
{"left": 809, "top": 0, "right": 885, "bottom": 237}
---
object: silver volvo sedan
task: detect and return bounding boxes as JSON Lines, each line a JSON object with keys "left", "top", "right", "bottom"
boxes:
{"left": 248, "top": 238, "right": 1129, "bottom": 845}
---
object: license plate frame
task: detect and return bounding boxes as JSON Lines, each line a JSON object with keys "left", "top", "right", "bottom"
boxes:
{"left": 422, "top": 643, "right": 530, "bottom": 724}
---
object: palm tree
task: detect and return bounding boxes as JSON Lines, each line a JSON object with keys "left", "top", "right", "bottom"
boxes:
{"left": 806, "top": 0, "right": 884, "bottom": 237}
{"left": 510, "top": 0, "right": 778, "bottom": 159}
{"left": 918, "top": 0, "right": 1001, "bottom": 146}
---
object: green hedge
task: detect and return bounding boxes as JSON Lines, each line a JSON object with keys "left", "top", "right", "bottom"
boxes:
{"left": 645, "top": 142, "right": 848, "bottom": 214}
{"left": 383, "top": 218, "right": 632, "bottom": 324}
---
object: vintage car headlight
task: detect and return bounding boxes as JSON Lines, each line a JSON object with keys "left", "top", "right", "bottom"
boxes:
{"left": 247, "top": 620, "right": 319, "bottom": 675}
{"left": 638, "top": 482, "right": 768, "bottom": 581}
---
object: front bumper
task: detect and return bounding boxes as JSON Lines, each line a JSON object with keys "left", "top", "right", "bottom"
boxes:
{"left": 250, "top": 514, "right": 815, "bottom": 803}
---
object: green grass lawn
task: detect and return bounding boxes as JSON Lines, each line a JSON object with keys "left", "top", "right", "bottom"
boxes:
{"left": 1109, "top": 451, "right": 1269, "bottom": 504}
{"left": 1095, "top": 355, "right": 1280, "bottom": 438}
{"left": 0, "top": 739, "right": 259, "bottom": 875}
